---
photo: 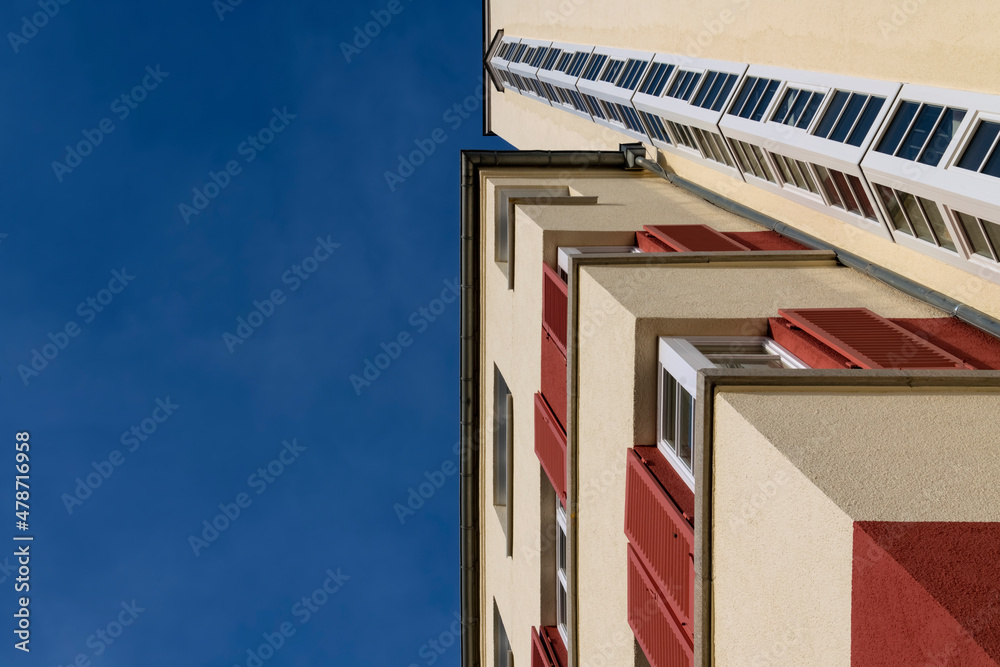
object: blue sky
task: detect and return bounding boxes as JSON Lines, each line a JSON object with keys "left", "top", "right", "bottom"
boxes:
{"left": 0, "top": 0, "right": 507, "bottom": 664}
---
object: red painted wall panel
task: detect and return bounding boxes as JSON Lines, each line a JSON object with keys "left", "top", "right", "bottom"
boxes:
{"left": 628, "top": 544, "right": 694, "bottom": 667}
{"left": 852, "top": 522, "right": 1000, "bottom": 666}
{"left": 722, "top": 231, "right": 808, "bottom": 251}
{"left": 542, "top": 263, "right": 568, "bottom": 354}
{"left": 540, "top": 328, "right": 567, "bottom": 432}
{"left": 892, "top": 318, "right": 1000, "bottom": 370}
{"left": 637, "top": 231, "right": 675, "bottom": 253}
{"left": 535, "top": 626, "right": 566, "bottom": 667}
{"left": 633, "top": 446, "right": 694, "bottom": 524}
{"left": 644, "top": 224, "right": 751, "bottom": 252}
{"left": 768, "top": 317, "right": 853, "bottom": 369}
{"left": 624, "top": 449, "right": 695, "bottom": 640}
{"left": 534, "top": 393, "right": 567, "bottom": 505}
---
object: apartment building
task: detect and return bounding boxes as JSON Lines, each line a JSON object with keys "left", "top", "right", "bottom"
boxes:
{"left": 461, "top": 3, "right": 1000, "bottom": 666}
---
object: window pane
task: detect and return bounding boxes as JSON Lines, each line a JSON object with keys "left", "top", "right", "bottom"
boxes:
{"left": 876, "top": 101, "right": 920, "bottom": 154}
{"left": 494, "top": 371, "right": 509, "bottom": 506}
{"left": 983, "top": 218, "right": 1000, "bottom": 260}
{"left": 787, "top": 89, "right": 812, "bottom": 126}
{"left": 847, "top": 96, "right": 885, "bottom": 147}
{"left": 750, "top": 80, "right": 780, "bottom": 121}
{"left": 815, "top": 165, "right": 844, "bottom": 208}
{"left": 662, "top": 371, "right": 677, "bottom": 453}
{"left": 712, "top": 74, "right": 737, "bottom": 111}
{"left": 772, "top": 89, "right": 795, "bottom": 124}
{"left": 846, "top": 174, "right": 876, "bottom": 219}
{"left": 712, "top": 133, "right": 734, "bottom": 167}
{"left": 957, "top": 121, "right": 1000, "bottom": 171}
{"left": 830, "top": 93, "right": 867, "bottom": 143}
{"left": 750, "top": 144, "right": 775, "bottom": 182}
{"left": 693, "top": 71, "right": 717, "bottom": 107}
{"left": 729, "top": 76, "right": 755, "bottom": 116}
{"left": 695, "top": 342, "right": 770, "bottom": 355}
{"left": 875, "top": 185, "right": 909, "bottom": 233}
{"left": 917, "top": 197, "right": 956, "bottom": 251}
{"left": 896, "top": 104, "right": 943, "bottom": 160}
{"left": 798, "top": 92, "right": 825, "bottom": 129}
{"left": 832, "top": 169, "right": 861, "bottom": 214}
{"left": 815, "top": 90, "right": 849, "bottom": 139}
{"left": 798, "top": 160, "right": 821, "bottom": 195}
{"left": 557, "top": 522, "right": 566, "bottom": 571}
{"left": 918, "top": 108, "right": 966, "bottom": 166}
{"left": 898, "top": 190, "right": 935, "bottom": 242}
{"left": 743, "top": 143, "right": 766, "bottom": 179}
{"left": 702, "top": 72, "right": 727, "bottom": 110}
{"left": 786, "top": 156, "right": 808, "bottom": 190}
{"left": 730, "top": 140, "right": 752, "bottom": 173}
{"left": 773, "top": 153, "right": 794, "bottom": 185}
{"left": 676, "top": 385, "right": 694, "bottom": 471}
{"left": 741, "top": 78, "right": 767, "bottom": 118}
{"left": 956, "top": 211, "right": 993, "bottom": 258}
{"left": 982, "top": 144, "right": 1000, "bottom": 179}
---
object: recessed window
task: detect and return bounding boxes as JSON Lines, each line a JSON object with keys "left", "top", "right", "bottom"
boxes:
{"left": 658, "top": 337, "right": 807, "bottom": 488}
{"left": 638, "top": 62, "right": 674, "bottom": 96}
{"left": 874, "top": 184, "right": 957, "bottom": 252}
{"left": 956, "top": 120, "right": 1000, "bottom": 178}
{"left": 556, "top": 501, "right": 569, "bottom": 644}
{"left": 583, "top": 93, "right": 606, "bottom": 119}
{"left": 813, "top": 91, "right": 885, "bottom": 146}
{"left": 639, "top": 111, "right": 670, "bottom": 144}
{"left": 616, "top": 59, "right": 650, "bottom": 90}
{"left": 540, "top": 48, "right": 562, "bottom": 70}
{"left": 494, "top": 603, "right": 512, "bottom": 667}
{"left": 494, "top": 367, "right": 511, "bottom": 508}
{"left": 667, "top": 69, "right": 704, "bottom": 102}
{"left": 876, "top": 102, "right": 966, "bottom": 166}
{"left": 691, "top": 71, "right": 738, "bottom": 111}
{"left": 771, "top": 87, "right": 825, "bottom": 129}
{"left": 728, "top": 138, "right": 777, "bottom": 183}
{"left": 693, "top": 128, "right": 735, "bottom": 168}
{"left": 564, "top": 52, "right": 589, "bottom": 77}
{"left": 599, "top": 58, "right": 625, "bottom": 83}
{"left": 953, "top": 210, "right": 1000, "bottom": 262}
{"left": 580, "top": 53, "right": 607, "bottom": 81}
{"left": 728, "top": 76, "right": 780, "bottom": 120}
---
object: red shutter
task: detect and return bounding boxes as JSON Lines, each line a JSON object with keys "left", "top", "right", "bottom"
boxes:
{"left": 542, "top": 263, "right": 568, "bottom": 354}
{"left": 534, "top": 393, "right": 567, "bottom": 504}
{"left": 644, "top": 224, "right": 751, "bottom": 252}
{"left": 624, "top": 449, "right": 694, "bottom": 641}
{"left": 779, "top": 308, "right": 972, "bottom": 369}
{"left": 628, "top": 545, "right": 694, "bottom": 667}
{"left": 637, "top": 231, "right": 675, "bottom": 253}
{"left": 531, "top": 627, "right": 567, "bottom": 667}
{"left": 540, "top": 328, "right": 567, "bottom": 431}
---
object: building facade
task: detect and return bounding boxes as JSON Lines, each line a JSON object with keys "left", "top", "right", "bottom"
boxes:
{"left": 462, "top": 3, "right": 1000, "bottom": 666}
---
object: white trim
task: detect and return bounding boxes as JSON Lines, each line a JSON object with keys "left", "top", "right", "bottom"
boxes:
{"left": 557, "top": 246, "right": 639, "bottom": 280}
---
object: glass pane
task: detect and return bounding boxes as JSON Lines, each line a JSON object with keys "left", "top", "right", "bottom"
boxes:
{"left": 712, "top": 134, "right": 734, "bottom": 167}
{"left": 983, "top": 218, "right": 1000, "bottom": 260}
{"left": 815, "top": 90, "right": 849, "bottom": 139}
{"left": 695, "top": 342, "right": 769, "bottom": 355}
{"left": 917, "top": 197, "right": 956, "bottom": 251}
{"left": 711, "top": 357, "right": 784, "bottom": 369}
{"left": 676, "top": 385, "right": 694, "bottom": 471}
{"left": 557, "top": 584, "right": 567, "bottom": 626}
{"left": 830, "top": 93, "right": 867, "bottom": 143}
{"left": 743, "top": 143, "right": 766, "bottom": 180}
{"left": 662, "top": 371, "right": 677, "bottom": 452}
{"left": 702, "top": 71, "right": 727, "bottom": 109}
{"left": 786, "top": 156, "right": 808, "bottom": 190}
{"left": 750, "top": 80, "right": 780, "bottom": 121}
{"left": 832, "top": 169, "right": 861, "bottom": 214}
{"left": 957, "top": 121, "right": 1000, "bottom": 171}
{"left": 898, "top": 190, "right": 934, "bottom": 242}
{"left": 772, "top": 89, "right": 795, "bottom": 124}
{"left": 875, "top": 184, "right": 909, "bottom": 233}
{"left": 798, "top": 160, "right": 821, "bottom": 195}
{"left": 787, "top": 90, "right": 812, "bottom": 126}
{"left": 896, "top": 104, "right": 943, "bottom": 160}
{"left": 798, "top": 92, "right": 824, "bottom": 129}
{"left": 773, "top": 153, "right": 794, "bottom": 185}
{"left": 956, "top": 211, "right": 994, "bottom": 258}
{"left": 740, "top": 78, "right": 766, "bottom": 118}
{"left": 847, "top": 96, "right": 885, "bottom": 147}
{"left": 876, "top": 101, "right": 920, "bottom": 154}
{"left": 693, "top": 71, "right": 717, "bottom": 107}
{"left": 750, "top": 144, "right": 775, "bottom": 182}
{"left": 713, "top": 74, "right": 737, "bottom": 112}
{"left": 815, "top": 165, "right": 844, "bottom": 208}
{"left": 557, "top": 523, "right": 566, "bottom": 571}
{"left": 730, "top": 140, "right": 751, "bottom": 173}
{"left": 918, "top": 108, "right": 966, "bottom": 166}
{"left": 847, "top": 174, "right": 877, "bottom": 220}
{"left": 982, "top": 144, "right": 1000, "bottom": 179}
{"left": 729, "top": 76, "right": 755, "bottom": 115}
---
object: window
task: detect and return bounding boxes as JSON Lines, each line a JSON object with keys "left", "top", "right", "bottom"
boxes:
{"left": 876, "top": 102, "right": 967, "bottom": 166}
{"left": 666, "top": 70, "right": 704, "bottom": 101}
{"left": 616, "top": 58, "right": 650, "bottom": 90}
{"left": 728, "top": 138, "right": 777, "bottom": 183}
{"left": 953, "top": 210, "right": 1000, "bottom": 262}
{"left": 495, "top": 603, "right": 512, "bottom": 667}
{"left": 583, "top": 94, "right": 606, "bottom": 119}
{"left": 580, "top": 53, "right": 607, "bottom": 81}
{"left": 556, "top": 246, "right": 639, "bottom": 282}
{"left": 771, "top": 87, "right": 825, "bottom": 129}
{"left": 874, "top": 184, "right": 957, "bottom": 251}
{"left": 691, "top": 71, "right": 738, "bottom": 111}
{"left": 556, "top": 501, "right": 568, "bottom": 644}
{"left": 693, "top": 128, "right": 735, "bottom": 168}
{"left": 638, "top": 62, "right": 674, "bottom": 96}
{"left": 640, "top": 112, "right": 670, "bottom": 144}
{"left": 564, "top": 51, "right": 589, "bottom": 77}
{"left": 540, "top": 48, "right": 562, "bottom": 70}
{"left": 496, "top": 186, "right": 573, "bottom": 286}
{"left": 728, "top": 76, "right": 780, "bottom": 120}
{"left": 658, "top": 337, "right": 807, "bottom": 488}
{"left": 494, "top": 367, "right": 511, "bottom": 508}
{"left": 956, "top": 120, "right": 1000, "bottom": 178}
{"left": 599, "top": 58, "right": 625, "bottom": 83}
{"left": 772, "top": 153, "right": 820, "bottom": 196}
{"left": 812, "top": 91, "right": 885, "bottom": 146}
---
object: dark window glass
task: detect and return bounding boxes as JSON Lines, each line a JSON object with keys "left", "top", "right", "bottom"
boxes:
{"left": 877, "top": 101, "right": 920, "bottom": 154}
{"left": 712, "top": 74, "right": 737, "bottom": 111}
{"left": 829, "top": 93, "right": 867, "bottom": 143}
{"left": 846, "top": 96, "right": 885, "bottom": 147}
{"left": 957, "top": 121, "right": 1000, "bottom": 171}
{"left": 815, "top": 165, "right": 843, "bottom": 208}
{"left": 676, "top": 384, "right": 694, "bottom": 470}
{"left": 898, "top": 191, "right": 934, "bottom": 242}
{"left": 740, "top": 78, "right": 767, "bottom": 118}
{"left": 847, "top": 175, "right": 877, "bottom": 220}
{"left": 814, "top": 91, "right": 849, "bottom": 139}
{"left": 983, "top": 218, "right": 1000, "bottom": 259}
{"left": 750, "top": 80, "right": 780, "bottom": 121}
{"left": 896, "top": 104, "right": 943, "bottom": 160}
{"left": 918, "top": 108, "right": 966, "bottom": 166}
{"left": 700, "top": 72, "right": 728, "bottom": 110}
{"left": 983, "top": 143, "right": 1000, "bottom": 178}
{"left": 875, "top": 184, "right": 908, "bottom": 232}
{"left": 798, "top": 93, "right": 824, "bottom": 129}
{"left": 773, "top": 153, "right": 794, "bottom": 185}
{"left": 797, "top": 160, "right": 820, "bottom": 195}
{"left": 692, "top": 71, "right": 717, "bottom": 107}
{"left": 917, "top": 197, "right": 956, "bottom": 251}
{"left": 956, "top": 212, "right": 994, "bottom": 258}
{"left": 772, "top": 89, "right": 795, "bottom": 124}
{"left": 749, "top": 144, "right": 775, "bottom": 182}
{"left": 787, "top": 90, "right": 812, "bottom": 126}
{"left": 729, "top": 77, "right": 756, "bottom": 116}
{"left": 832, "top": 169, "right": 860, "bottom": 214}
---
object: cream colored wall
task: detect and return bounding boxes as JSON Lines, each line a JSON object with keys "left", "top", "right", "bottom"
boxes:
{"left": 486, "top": 1, "right": 1000, "bottom": 321}
{"left": 712, "top": 394, "right": 854, "bottom": 667}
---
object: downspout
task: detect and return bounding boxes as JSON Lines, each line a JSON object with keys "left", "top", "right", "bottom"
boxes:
{"left": 460, "top": 150, "right": 629, "bottom": 667}
{"left": 632, "top": 154, "right": 1000, "bottom": 338}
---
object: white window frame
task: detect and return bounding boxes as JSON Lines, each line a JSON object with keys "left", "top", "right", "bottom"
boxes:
{"left": 556, "top": 246, "right": 639, "bottom": 282}
{"left": 506, "top": 38, "right": 554, "bottom": 107}
{"left": 657, "top": 336, "right": 807, "bottom": 489}
{"left": 945, "top": 205, "right": 1000, "bottom": 279}
{"left": 574, "top": 45, "right": 656, "bottom": 144}
{"left": 535, "top": 42, "right": 597, "bottom": 123}
{"left": 555, "top": 501, "right": 569, "bottom": 646}
{"left": 495, "top": 186, "right": 572, "bottom": 288}
{"left": 490, "top": 38, "right": 524, "bottom": 95}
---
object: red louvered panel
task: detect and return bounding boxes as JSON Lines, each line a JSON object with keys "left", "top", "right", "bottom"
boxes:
{"left": 542, "top": 263, "right": 568, "bottom": 354}
{"left": 534, "top": 626, "right": 566, "bottom": 667}
{"left": 531, "top": 627, "right": 553, "bottom": 667}
{"left": 534, "top": 393, "right": 567, "bottom": 504}
{"left": 779, "top": 308, "right": 972, "bottom": 370}
{"left": 624, "top": 449, "right": 694, "bottom": 640}
{"left": 768, "top": 317, "right": 853, "bottom": 370}
{"left": 540, "top": 328, "right": 567, "bottom": 431}
{"left": 628, "top": 544, "right": 694, "bottom": 667}
{"left": 644, "top": 224, "right": 751, "bottom": 252}
{"left": 722, "top": 230, "right": 808, "bottom": 251}
{"left": 637, "top": 231, "right": 675, "bottom": 253}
